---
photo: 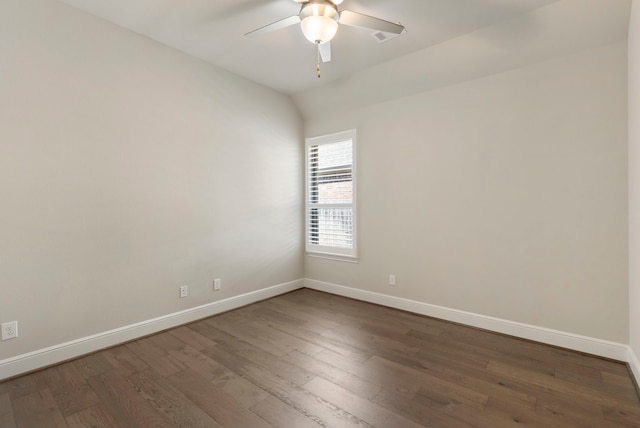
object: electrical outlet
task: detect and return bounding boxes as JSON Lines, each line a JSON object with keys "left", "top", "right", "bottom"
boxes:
{"left": 1, "top": 321, "right": 18, "bottom": 340}
{"left": 389, "top": 274, "right": 396, "bottom": 286}
{"left": 179, "top": 285, "right": 188, "bottom": 298}
{"left": 213, "top": 278, "right": 221, "bottom": 291}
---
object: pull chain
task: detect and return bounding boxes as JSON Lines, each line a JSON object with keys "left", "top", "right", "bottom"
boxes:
{"left": 316, "top": 41, "right": 321, "bottom": 78}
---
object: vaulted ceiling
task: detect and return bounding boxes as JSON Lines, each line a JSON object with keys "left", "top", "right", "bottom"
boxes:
{"left": 59, "top": 0, "right": 630, "bottom": 102}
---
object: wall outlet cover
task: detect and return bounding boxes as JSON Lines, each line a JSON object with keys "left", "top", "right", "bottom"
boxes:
{"left": 1, "top": 321, "right": 18, "bottom": 340}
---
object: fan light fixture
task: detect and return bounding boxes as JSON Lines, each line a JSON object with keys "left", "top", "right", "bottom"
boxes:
{"left": 300, "top": 2, "right": 339, "bottom": 44}
{"left": 245, "top": 0, "right": 405, "bottom": 78}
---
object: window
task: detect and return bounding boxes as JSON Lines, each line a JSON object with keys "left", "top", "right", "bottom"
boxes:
{"left": 306, "top": 129, "right": 357, "bottom": 258}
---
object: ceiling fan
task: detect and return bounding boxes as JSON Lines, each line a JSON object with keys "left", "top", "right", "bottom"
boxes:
{"left": 245, "top": 0, "right": 405, "bottom": 77}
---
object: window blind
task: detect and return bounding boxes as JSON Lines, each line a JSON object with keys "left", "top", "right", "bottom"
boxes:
{"left": 306, "top": 130, "right": 356, "bottom": 258}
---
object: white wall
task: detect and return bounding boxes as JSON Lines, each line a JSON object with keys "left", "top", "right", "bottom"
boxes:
{"left": 629, "top": 0, "right": 640, "bottom": 375}
{"left": 0, "top": 0, "right": 303, "bottom": 361}
{"left": 305, "top": 42, "right": 628, "bottom": 343}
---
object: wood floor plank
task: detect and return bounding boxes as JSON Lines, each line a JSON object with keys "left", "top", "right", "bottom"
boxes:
{"left": 395, "top": 342, "right": 564, "bottom": 419}
{"left": 225, "top": 308, "right": 326, "bottom": 356}
{"left": 304, "top": 375, "right": 425, "bottom": 428}
{"left": 146, "top": 331, "right": 189, "bottom": 353}
{"left": 73, "top": 352, "right": 114, "bottom": 380}
{"left": 480, "top": 395, "right": 558, "bottom": 428}
{"left": 414, "top": 328, "right": 559, "bottom": 379}
{"left": 534, "top": 397, "right": 621, "bottom": 428}
{"left": 126, "top": 336, "right": 168, "bottom": 362}
{"left": 169, "top": 342, "right": 230, "bottom": 382}
{"left": 12, "top": 388, "right": 68, "bottom": 428}
{"left": 1, "top": 289, "right": 639, "bottom": 428}
{"left": 127, "top": 369, "right": 222, "bottom": 427}
{"left": 65, "top": 404, "right": 120, "bottom": 428}
{"left": 602, "top": 403, "right": 640, "bottom": 426}
{"left": 240, "top": 301, "right": 310, "bottom": 329}
{"left": 126, "top": 336, "right": 186, "bottom": 376}
{"left": 210, "top": 310, "right": 319, "bottom": 357}
{"left": 42, "top": 361, "right": 101, "bottom": 417}
{"left": 410, "top": 329, "right": 495, "bottom": 370}
{"left": 443, "top": 326, "right": 619, "bottom": 380}
{"left": 209, "top": 312, "right": 290, "bottom": 357}
{"left": 236, "top": 367, "right": 373, "bottom": 428}
{"left": 282, "top": 349, "right": 382, "bottom": 400}
{"left": 166, "top": 368, "right": 267, "bottom": 428}
{"left": 101, "top": 345, "right": 150, "bottom": 377}
{"left": 250, "top": 395, "right": 323, "bottom": 428}
{"left": 4, "top": 371, "right": 48, "bottom": 400}
{"left": 487, "top": 359, "right": 640, "bottom": 409}
{"left": 169, "top": 343, "right": 270, "bottom": 408}
{"left": 191, "top": 335, "right": 371, "bottom": 427}
{"left": 278, "top": 290, "right": 374, "bottom": 327}
{"left": 359, "top": 305, "right": 449, "bottom": 336}
{"left": 372, "top": 387, "right": 473, "bottom": 427}
{"left": 432, "top": 365, "right": 540, "bottom": 415}
{"left": 260, "top": 298, "right": 343, "bottom": 331}
{"left": 86, "top": 369, "right": 175, "bottom": 428}
{"left": 196, "top": 323, "right": 316, "bottom": 387}
{"left": 365, "top": 355, "right": 489, "bottom": 408}
{"left": 438, "top": 360, "right": 620, "bottom": 426}
{"left": 312, "top": 347, "right": 375, "bottom": 374}
{"left": 320, "top": 324, "right": 422, "bottom": 362}
{"left": 0, "top": 393, "right": 17, "bottom": 428}
{"left": 145, "top": 354, "right": 186, "bottom": 377}
{"left": 210, "top": 367, "right": 271, "bottom": 409}
{"left": 202, "top": 340, "right": 315, "bottom": 389}
{"left": 248, "top": 315, "right": 373, "bottom": 363}
{"left": 601, "top": 369, "right": 640, "bottom": 402}
{"left": 169, "top": 325, "right": 217, "bottom": 350}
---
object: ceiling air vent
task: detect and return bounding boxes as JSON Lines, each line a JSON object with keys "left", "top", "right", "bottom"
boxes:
{"left": 370, "top": 28, "right": 406, "bottom": 43}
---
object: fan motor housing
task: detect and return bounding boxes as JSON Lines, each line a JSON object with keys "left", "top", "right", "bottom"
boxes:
{"left": 300, "top": 0, "right": 339, "bottom": 22}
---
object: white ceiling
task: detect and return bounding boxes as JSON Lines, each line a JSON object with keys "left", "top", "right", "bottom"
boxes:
{"left": 58, "top": 0, "right": 580, "bottom": 95}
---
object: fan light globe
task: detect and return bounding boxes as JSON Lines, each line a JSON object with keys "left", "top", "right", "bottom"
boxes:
{"left": 301, "top": 15, "right": 338, "bottom": 43}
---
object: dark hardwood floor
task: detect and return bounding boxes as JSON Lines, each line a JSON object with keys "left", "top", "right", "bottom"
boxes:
{"left": 1, "top": 288, "right": 639, "bottom": 427}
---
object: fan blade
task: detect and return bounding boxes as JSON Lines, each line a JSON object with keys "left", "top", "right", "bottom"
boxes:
{"left": 245, "top": 15, "right": 301, "bottom": 38}
{"left": 339, "top": 10, "right": 404, "bottom": 34}
{"left": 319, "top": 42, "right": 332, "bottom": 62}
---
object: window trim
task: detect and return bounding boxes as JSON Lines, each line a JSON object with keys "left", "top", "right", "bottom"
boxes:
{"left": 305, "top": 129, "right": 357, "bottom": 259}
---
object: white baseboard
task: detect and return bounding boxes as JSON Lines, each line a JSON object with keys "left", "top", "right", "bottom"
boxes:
{"left": 304, "top": 279, "right": 630, "bottom": 362}
{"left": 629, "top": 347, "right": 640, "bottom": 388}
{"left": 3, "top": 278, "right": 636, "bottom": 387}
{"left": 0, "top": 279, "right": 304, "bottom": 381}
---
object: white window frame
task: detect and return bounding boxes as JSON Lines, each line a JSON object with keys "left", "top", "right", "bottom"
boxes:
{"left": 305, "top": 129, "right": 357, "bottom": 259}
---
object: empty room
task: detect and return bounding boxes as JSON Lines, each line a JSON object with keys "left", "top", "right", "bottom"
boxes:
{"left": 1, "top": 0, "right": 640, "bottom": 426}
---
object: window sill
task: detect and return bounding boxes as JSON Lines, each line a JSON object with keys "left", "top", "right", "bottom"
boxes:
{"left": 306, "top": 253, "right": 359, "bottom": 264}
